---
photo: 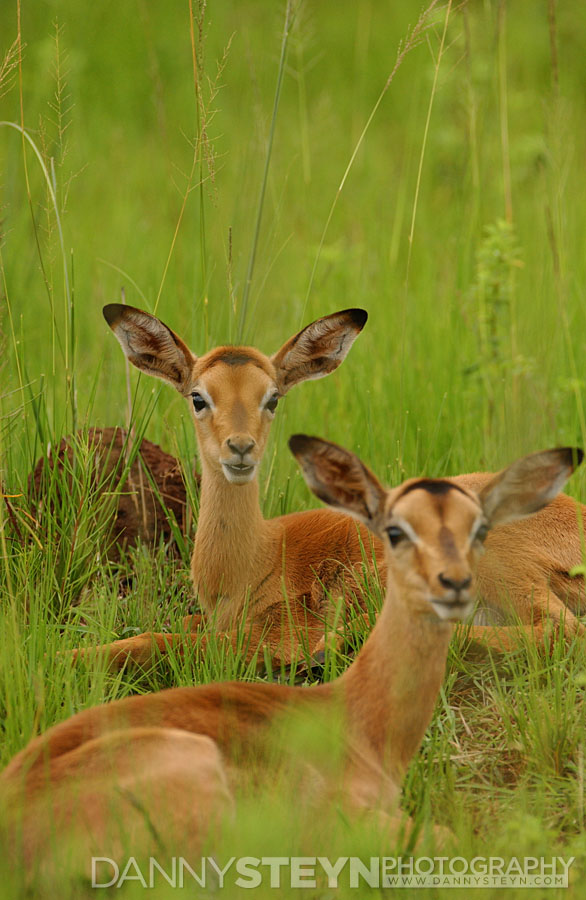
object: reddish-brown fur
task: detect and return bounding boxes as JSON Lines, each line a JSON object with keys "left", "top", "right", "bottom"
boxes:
{"left": 452, "top": 472, "right": 586, "bottom": 650}
{"left": 74, "top": 305, "right": 377, "bottom": 669}
{"left": 75, "top": 306, "right": 585, "bottom": 669}
{"left": 3, "top": 439, "right": 579, "bottom": 869}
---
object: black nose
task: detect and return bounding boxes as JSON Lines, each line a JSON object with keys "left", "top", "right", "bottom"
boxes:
{"left": 227, "top": 437, "right": 255, "bottom": 457}
{"left": 439, "top": 573, "right": 472, "bottom": 592}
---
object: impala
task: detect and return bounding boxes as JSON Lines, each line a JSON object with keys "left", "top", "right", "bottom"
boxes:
{"left": 74, "top": 303, "right": 379, "bottom": 668}
{"left": 77, "top": 304, "right": 585, "bottom": 669}
{"left": 3, "top": 439, "right": 580, "bottom": 868}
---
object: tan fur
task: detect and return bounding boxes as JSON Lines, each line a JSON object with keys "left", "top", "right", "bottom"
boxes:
{"left": 79, "top": 306, "right": 585, "bottom": 669}
{"left": 4, "top": 440, "right": 576, "bottom": 870}
{"left": 451, "top": 472, "right": 586, "bottom": 651}
{"left": 4, "top": 728, "right": 232, "bottom": 873}
{"left": 74, "top": 305, "right": 373, "bottom": 669}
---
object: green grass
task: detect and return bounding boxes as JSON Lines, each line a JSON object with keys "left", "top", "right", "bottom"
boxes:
{"left": 2, "top": 0, "right": 586, "bottom": 895}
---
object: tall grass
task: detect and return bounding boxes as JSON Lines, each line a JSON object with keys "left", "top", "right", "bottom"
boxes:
{"left": 1, "top": 0, "right": 586, "bottom": 895}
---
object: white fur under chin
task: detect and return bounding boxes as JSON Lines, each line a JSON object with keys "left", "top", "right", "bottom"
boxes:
{"left": 430, "top": 600, "right": 475, "bottom": 623}
{"left": 221, "top": 464, "right": 257, "bottom": 485}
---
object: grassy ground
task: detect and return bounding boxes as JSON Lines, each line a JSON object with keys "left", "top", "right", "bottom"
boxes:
{"left": 1, "top": 0, "right": 586, "bottom": 895}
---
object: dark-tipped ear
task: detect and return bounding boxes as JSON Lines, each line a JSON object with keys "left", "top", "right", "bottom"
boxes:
{"left": 271, "top": 309, "right": 367, "bottom": 395}
{"left": 479, "top": 447, "right": 583, "bottom": 527}
{"left": 289, "top": 434, "right": 385, "bottom": 530}
{"left": 103, "top": 304, "right": 196, "bottom": 394}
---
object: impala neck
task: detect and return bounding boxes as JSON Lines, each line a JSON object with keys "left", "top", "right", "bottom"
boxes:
{"left": 191, "top": 458, "right": 272, "bottom": 626}
{"left": 339, "top": 561, "right": 453, "bottom": 783}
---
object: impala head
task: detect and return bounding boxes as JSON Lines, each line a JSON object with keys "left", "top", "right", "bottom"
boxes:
{"left": 290, "top": 436, "right": 583, "bottom": 623}
{"left": 103, "top": 305, "right": 367, "bottom": 485}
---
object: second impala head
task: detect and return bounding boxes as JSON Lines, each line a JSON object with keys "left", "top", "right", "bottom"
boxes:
{"left": 102, "top": 304, "right": 368, "bottom": 485}
{"left": 289, "top": 435, "right": 583, "bottom": 624}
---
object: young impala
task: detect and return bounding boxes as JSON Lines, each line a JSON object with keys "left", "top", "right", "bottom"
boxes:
{"left": 3, "top": 439, "right": 580, "bottom": 870}
{"left": 78, "top": 304, "right": 585, "bottom": 670}
{"left": 74, "top": 303, "right": 380, "bottom": 669}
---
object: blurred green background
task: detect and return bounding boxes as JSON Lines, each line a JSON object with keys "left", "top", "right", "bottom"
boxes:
{"left": 2, "top": 0, "right": 586, "bottom": 496}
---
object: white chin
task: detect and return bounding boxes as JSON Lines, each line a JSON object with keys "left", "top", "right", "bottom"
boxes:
{"left": 431, "top": 601, "right": 474, "bottom": 623}
{"left": 221, "top": 464, "right": 257, "bottom": 485}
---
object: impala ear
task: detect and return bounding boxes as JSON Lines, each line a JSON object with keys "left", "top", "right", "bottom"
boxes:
{"left": 103, "top": 304, "right": 196, "bottom": 394}
{"left": 479, "top": 447, "right": 583, "bottom": 527}
{"left": 289, "top": 434, "right": 385, "bottom": 530}
{"left": 271, "top": 309, "right": 367, "bottom": 395}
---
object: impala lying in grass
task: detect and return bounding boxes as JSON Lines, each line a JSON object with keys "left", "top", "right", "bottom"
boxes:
{"left": 3, "top": 438, "right": 581, "bottom": 868}
{"left": 73, "top": 303, "right": 379, "bottom": 669}
{"left": 76, "top": 303, "right": 585, "bottom": 670}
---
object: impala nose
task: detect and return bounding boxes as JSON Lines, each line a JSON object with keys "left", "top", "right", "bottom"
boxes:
{"left": 226, "top": 436, "right": 256, "bottom": 458}
{"left": 438, "top": 573, "right": 472, "bottom": 593}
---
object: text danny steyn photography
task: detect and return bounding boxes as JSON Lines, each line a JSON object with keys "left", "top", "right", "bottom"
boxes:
{"left": 91, "top": 855, "right": 575, "bottom": 890}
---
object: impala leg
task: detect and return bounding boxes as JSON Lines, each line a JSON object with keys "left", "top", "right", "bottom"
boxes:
{"left": 309, "top": 611, "right": 374, "bottom": 661}
{"left": 70, "top": 617, "right": 327, "bottom": 673}
{"left": 306, "top": 564, "right": 376, "bottom": 663}
{"left": 457, "top": 623, "right": 548, "bottom": 655}
{"left": 70, "top": 628, "right": 269, "bottom": 671}
{"left": 71, "top": 632, "right": 190, "bottom": 669}
{"left": 181, "top": 612, "right": 205, "bottom": 631}
{"left": 458, "top": 592, "right": 585, "bottom": 655}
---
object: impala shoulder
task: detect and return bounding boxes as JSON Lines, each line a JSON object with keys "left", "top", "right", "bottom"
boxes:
{"left": 280, "top": 506, "right": 351, "bottom": 534}
{"left": 541, "top": 489, "right": 586, "bottom": 518}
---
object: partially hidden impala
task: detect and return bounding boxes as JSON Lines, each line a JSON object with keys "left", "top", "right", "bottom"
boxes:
{"left": 3, "top": 439, "right": 581, "bottom": 868}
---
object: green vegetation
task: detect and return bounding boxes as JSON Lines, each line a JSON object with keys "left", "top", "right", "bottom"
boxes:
{"left": 1, "top": 0, "right": 586, "bottom": 895}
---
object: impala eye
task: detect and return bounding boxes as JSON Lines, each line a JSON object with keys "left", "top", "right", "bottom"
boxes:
{"left": 474, "top": 523, "right": 489, "bottom": 543}
{"left": 386, "top": 526, "right": 407, "bottom": 547}
{"left": 265, "top": 394, "right": 279, "bottom": 414}
{"left": 191, "top": 392, "right": 208, "bottom": 413}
